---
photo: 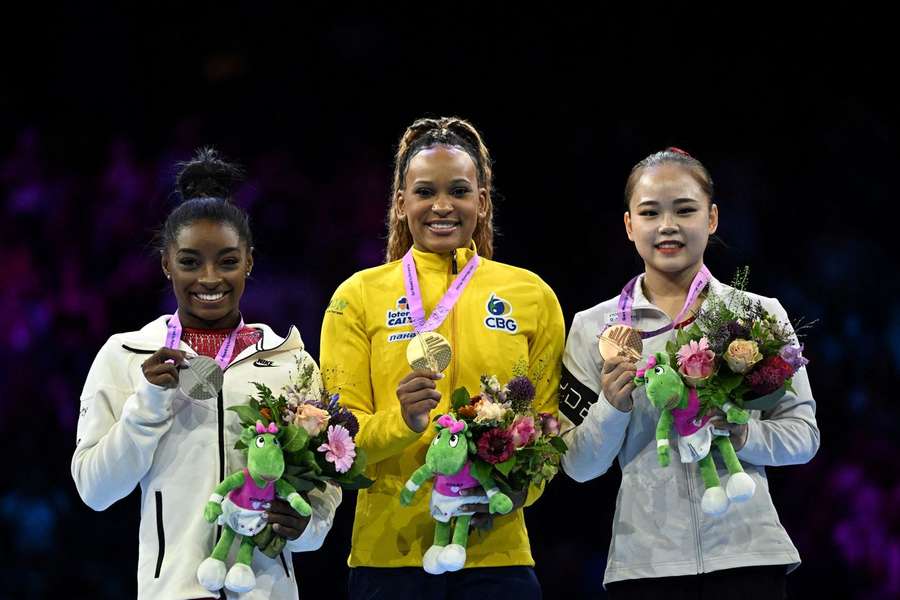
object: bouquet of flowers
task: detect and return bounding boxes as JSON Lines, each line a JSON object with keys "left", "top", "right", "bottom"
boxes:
{"left": 449, "top": 374, "right": 567, "bottom": 496}
{"left": 665, "top": 267, "right": 811, "bottom": 413}
{"left": 229, "top": 359, "right": 372, "bottom": 556}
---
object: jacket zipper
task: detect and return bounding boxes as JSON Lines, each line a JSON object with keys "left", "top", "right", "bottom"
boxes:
{"left": 449, "top": 250, "right": 459, "bottom": 394}
{"left": 684, "top": 461, "right": 704, "bottom": 572}
{"left": 154, "top": 490, "right": 165, "bottom": 578}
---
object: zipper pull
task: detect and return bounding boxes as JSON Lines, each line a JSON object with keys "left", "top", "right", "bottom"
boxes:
{"left": 451, "top": 249, "right": 458, "bottom": 274}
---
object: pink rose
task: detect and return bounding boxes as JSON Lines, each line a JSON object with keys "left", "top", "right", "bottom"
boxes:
{"left": 676, "top": 337, "right": 716, "bottom": 387}
{"left": 509, "top": 415, "right": 538, "bottom": 448}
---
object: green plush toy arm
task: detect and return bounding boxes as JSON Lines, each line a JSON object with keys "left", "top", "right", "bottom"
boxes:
{"left": 721, "top": 400, "right": 750, "bottom": 425}
{"left": 400, "top": 464, "right": 435, "bottom": 506}
{"left": 203, "top": 470, "right": 247, "bottom": 522}
{"left": 656, "top": 410, "right": 674, "bottom": 467}
{"left": 275, "top": 478, "right": 312, "bottom": 518}
{"left": 471, "top": 468, "right": 514, "bottom": 515}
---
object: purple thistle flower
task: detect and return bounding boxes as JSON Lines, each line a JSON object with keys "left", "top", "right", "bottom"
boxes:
{"left": 329, "top": 406, "right": 359, "bottom": 438}
{"left": 506, "top": 376, "right": 536, "bottom": 412}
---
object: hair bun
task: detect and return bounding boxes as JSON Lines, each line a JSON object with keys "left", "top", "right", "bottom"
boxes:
{"left": 176, "top": 147, "right": 244, "bottom": 200}
{"left": 665, "top": 146, "right": 693, "bottom": 158}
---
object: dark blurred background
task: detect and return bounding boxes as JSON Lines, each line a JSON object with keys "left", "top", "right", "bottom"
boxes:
{"left": 1, "top": 5, "right": 896, "bottom": 599}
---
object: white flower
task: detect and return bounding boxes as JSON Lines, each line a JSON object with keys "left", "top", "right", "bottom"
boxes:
{"left": 474, "top": 399, "right": 511, "bottom": 423}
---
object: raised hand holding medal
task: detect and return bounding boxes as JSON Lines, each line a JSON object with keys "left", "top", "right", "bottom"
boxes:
{"left": 155, "top": 311, "right": 243, "bottom": 401}
{"left": 401, "top": 247, "right": 479, "bottom": 374}
{"left": 396, "top": 247, "right": 480, "bottom": 432}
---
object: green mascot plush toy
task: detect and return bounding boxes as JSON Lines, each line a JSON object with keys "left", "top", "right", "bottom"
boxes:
{"left": 634, "top": 352, "right": 756, "bottom": 515}
{"left": 400, "top": 414, "right": 513, "bottom": 574}
{"left": 197, "top": 421, "right": 312, "bottom": 594}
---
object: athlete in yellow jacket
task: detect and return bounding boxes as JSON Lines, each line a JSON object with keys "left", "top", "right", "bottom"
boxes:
{"left": 320, "top": 117, "right": 564, "bottom": 598}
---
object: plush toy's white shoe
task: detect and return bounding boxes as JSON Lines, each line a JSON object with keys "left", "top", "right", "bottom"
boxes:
{"left": 197, "top": 557, "right": 227, "bottom": 591}
{"left": 438, "top": 544, "right": 467, "bottom": 572}
{"left": 225, "top": 562, "right": 256, "bottom": 593}
{"left": 423, "top": 545, "right": 447, "bottom": 575}
{"left": 701, "top": 486, "right": 729, "bottom": 516}
{"left": 726, "top": 472, "right": 756, "bottom": 503}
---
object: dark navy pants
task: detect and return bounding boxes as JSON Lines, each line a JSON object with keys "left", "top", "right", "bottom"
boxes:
{"left": 348, "top": 566, "right": 542, "bottom": 600}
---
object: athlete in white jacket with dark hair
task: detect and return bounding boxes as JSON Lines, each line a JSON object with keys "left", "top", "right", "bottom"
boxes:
{"left": 72, "top": 149, "right": 340, "bottom": 599}
{"left": 560, "top": 148, "right": 819, "bottom": 599}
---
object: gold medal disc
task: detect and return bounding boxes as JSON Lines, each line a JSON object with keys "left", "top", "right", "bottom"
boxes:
{"left": 406, "top": 331, "right": 453, "bottom": 373}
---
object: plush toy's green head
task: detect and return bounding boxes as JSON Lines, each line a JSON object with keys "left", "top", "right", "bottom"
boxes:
{"left": 634, "top": 352, "right": 685, "bottom": 411}
{"left": 241, "top": 421, "right": 285, "bottom": 481}
{"left": 426, "top": 414, "right": 472, "bottom": 475}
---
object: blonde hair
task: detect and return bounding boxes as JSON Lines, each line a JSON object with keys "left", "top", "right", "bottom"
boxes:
{"left": 385, "top": 116, "right": 495, "bottom": 262}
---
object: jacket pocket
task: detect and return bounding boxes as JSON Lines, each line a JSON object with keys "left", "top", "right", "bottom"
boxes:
{"left": 154, "top": 490, "right": 165, "bottom": 578}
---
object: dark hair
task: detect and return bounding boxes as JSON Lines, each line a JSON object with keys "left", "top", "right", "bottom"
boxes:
{"left": 157, "top": 147, "right": 252, "bottom": 252}
{"left": 624, "top": 147, "right": 714, "bottom": 210}
{"left": 386, "top": 116, "right": 495, "bottom": 262}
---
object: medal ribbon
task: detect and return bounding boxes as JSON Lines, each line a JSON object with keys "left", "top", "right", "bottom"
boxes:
{"left": 617, "top": 265, "right": 711, "bottom": 339}
{"left": 402, "top": 248, "right": 480, "bottom": 333}
{"left": 165, "top": 311, "right": 245, "bottom": 369}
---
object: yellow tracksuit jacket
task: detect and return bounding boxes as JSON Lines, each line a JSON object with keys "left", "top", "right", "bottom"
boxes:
{"left": 320, "top": 245, "right": 564, "bottom": 568}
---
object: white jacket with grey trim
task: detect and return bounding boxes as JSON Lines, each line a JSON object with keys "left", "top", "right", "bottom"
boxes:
{"left": 559, "top": 275, "right": 819, "bottom": 586}
{"left": 72, "top": 315, "right": 342, "bottom": 600}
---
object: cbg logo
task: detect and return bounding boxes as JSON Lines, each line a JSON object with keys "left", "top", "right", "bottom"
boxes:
{"left": 484, "top": 293, "right": 518, "bottom": 333}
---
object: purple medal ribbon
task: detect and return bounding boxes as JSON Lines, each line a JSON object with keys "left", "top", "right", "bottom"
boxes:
{"left": 402, "top": 248, "right": 480, "bottom": 333}
{"left": 617, "top": 265, "right": 711, "bottom": 339}
{"left": 165, "top": 311, "right": 246, "bottom": 369}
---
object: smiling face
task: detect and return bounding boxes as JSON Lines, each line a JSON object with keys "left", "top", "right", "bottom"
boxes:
{"left": 161, "top": 219, "right": 253, "bottom": 329}
{"left": 624, "top": 163, "right": 718, "bottom": 281}
{"left": 396, "top": 145, "right": 487, "bottom": 255}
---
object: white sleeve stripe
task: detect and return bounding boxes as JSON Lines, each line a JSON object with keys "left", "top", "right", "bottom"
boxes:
{"left": 657, "top": 439, "right": 670, "bottom": 448}
{"left": 405, "top": 480, "right": 420, "bottom": 492}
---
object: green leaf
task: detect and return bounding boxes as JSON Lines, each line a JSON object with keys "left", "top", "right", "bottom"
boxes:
{"left": 495, "top": 455, "right": 517, "bottom": 476}
{"left": 284, "top": 475, "right": 316, "bottom": 492}
{"left": 249, "top": 398, "right": 260, "bottom": 412}
{"left": 549, "top": 436, "right": 568, "bottom": 453}
{"left": 343, "top": 448, "right": 368, "bottom": 479}
{"left": 234, "top": 440, "right": 247, "bottom": 450}
{"left": 228, "top": 404, "right": 262, "bottom": 426}
{"left": 285, "top": 450, "right": 318, "bottom": 476}
{"left": 471, "top": 459, "right": 492, "bottom": 482}
{"left": 451, "top": 387, "right": 471, "bottom": 410}
{"left": 280, "top": 425, "right": 309, "bottom": 453}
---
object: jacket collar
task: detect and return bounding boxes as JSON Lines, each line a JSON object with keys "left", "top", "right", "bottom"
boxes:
{"left": 118, "top": 315, "right": 303, "bottom": 361}
{"left": 629, "top": 270, "right": 726, "bottom": 318}
{"left": 408, "top": 242, "right": 479, "bottom": 273}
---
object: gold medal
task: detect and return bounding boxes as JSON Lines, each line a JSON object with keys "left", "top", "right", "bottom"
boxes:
{"left": 406, "top": 331, "right": 452, "bottom": 373}
{"left": 597, "top": 325, "right": 643, "bottom": 362}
